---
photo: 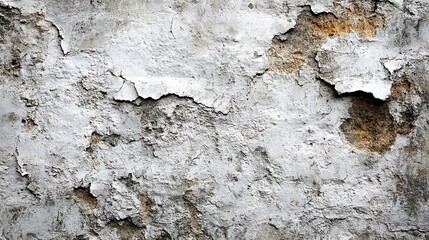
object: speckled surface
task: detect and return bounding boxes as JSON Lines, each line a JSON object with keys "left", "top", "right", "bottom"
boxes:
{"left": 1, "top": 0, "right": 429, "bottom": 239}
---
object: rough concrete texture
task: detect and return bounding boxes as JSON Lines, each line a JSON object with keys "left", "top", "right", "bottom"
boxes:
{"left": 1, "top": 0, "right": 429, "bottom": 239}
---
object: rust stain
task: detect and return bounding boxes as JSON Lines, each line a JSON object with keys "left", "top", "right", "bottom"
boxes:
{"left": 182, "top": 181, "right": 206, "bottom": 239}
{"left": 268, "top": 1, "right": 385, "bottom": 74}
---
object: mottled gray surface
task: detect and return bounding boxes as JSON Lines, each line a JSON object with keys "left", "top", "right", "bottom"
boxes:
{"left": 1, "top": 0, "right": 429, "bottom": 239}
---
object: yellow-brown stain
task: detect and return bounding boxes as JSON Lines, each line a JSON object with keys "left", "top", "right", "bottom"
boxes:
{"left": 108, "top": 219, "right": 145, "bottom": 240}
{"left": 391, "top": 80, "right": 415, "bottom": 135}
{"left": 340, "top": 80, "right": 415, "bottom": 153}
{"left": 310, "top": 14, "right": 384, "bottom": 38}
{"left": 74, "top": 187, "right": 97, "bottom": 209}
{"left": 182, "top": 179, "right": 206, "bottom": 239}
{"left": 391, "top": 80, "right": 412, "bottom": 101}
{"left": 90, "top": 131, "right": 101, "bottom": 145}
{"left": 139, "top": 194, "right": 153, "bottom": 225}
{"left": 340, "top": 95, "right": 397, "bottom": 153}
{"left": 184, "top": 199, "right": 204, "bottom": 239}
{"left": 312, "top": 2, "right": 385, "bottom": 38}
{"left": 268, "top": 1, "right": 386, "bottom": 74}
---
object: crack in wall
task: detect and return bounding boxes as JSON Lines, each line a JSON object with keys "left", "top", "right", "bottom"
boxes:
{"left": 110, "top": 71, "right": 230, "bottom": 114}
{"left": 14, "top": 147, "right": 39, "bottom": 199}
{"left": 1, "top": 0, "right": 429, "bottom": 238}
{"left": 43, "top": 18, "right": 68, "bottom": 56}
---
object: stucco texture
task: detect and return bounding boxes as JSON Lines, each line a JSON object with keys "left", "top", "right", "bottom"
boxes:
{"left": 1, "top": 0, "right": 429, "bottom": 239}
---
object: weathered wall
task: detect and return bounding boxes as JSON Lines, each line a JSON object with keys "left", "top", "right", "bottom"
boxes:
{"left": 1, "top": 0, "right": 429, "bottom": 239}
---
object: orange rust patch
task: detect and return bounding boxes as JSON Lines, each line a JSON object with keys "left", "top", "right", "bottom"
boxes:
{"left": 268, "top": 1, "right": 385, "bottom": 74}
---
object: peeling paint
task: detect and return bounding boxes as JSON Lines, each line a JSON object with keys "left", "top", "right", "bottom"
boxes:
{"left": 74, "top": 187, "right": 98, "bottom": 209}
{"left": 268, "top": 1, "right": 395, "bottom": 100}
{"left": 269, "top": 1, "right": 385, "bottom": 74}
{"left": 341, "top": 79, "right": 416, "bottom": 153}
{"left": 1, "top": 0, "right": 429, "bottom": 239}
{"left": 125, "top": 75, "right": 230, "bottom": 114}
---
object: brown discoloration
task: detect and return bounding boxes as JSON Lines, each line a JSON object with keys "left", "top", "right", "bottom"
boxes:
{"left": 184, "top": 199, "right": 204, "bottom": 239}
{"left": 397, "top": 105, "right": 414, "bottom": 136}
{"left": 22, "top": 117, "right": 37, "bottom": 130}
{"left": 340, "top": 94, "right": 396, "bottom": 153}
{"left": 268, "top": 10, "right": 325, "bottom": 73}
{"left": 154, "top": 230, "right": 172, "bottom": 240}
{"left": 86, "top": 131, "right": 121, "bottom": 153}
{"left": 182, "top": 181, "right": 208, "bottom": 239}
{"left": 391, "top": 79, "right": 415, "bottom": 135}
{"left": 393, "top": 71, "right": 429, "bottom": 213}
{"left": 0, "top": 4, "right": 47, "bottom": 79}
{"left": 74, "top": 187, "right": 97, "bottom": 209}
{"left": 86, "top": 131, "right": 101, "bottom": 153}
{"left": 310, "top": 14, "right": 384, "bottom": 38}
{"left": 269, "top": 37, "right": 308, "bottom": 74}
{"left": 268, "top": 1, "right": 385, "bottom": 74}
{"left": 90, "top": 131, "right": 101, "bottom": 145}
{"left": 108, "top": 219, "right": 145, "bottom": 240}
{"left": 313, "top": 2, "right": 385, "bottom": 38}
{"left": 0, "top": 5, "right": 22, "bottom": 78}
{"left": 391, "top": 80, "right": 412, "bottom": 101}
{"left": 396, "top": 167, "right": 429, "bottom": 214}
{"left": 341, "top": 79, "right": 415, "bottom": 153}
{"left": 139, "top": 194, "right": 153, "bottom": 225}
